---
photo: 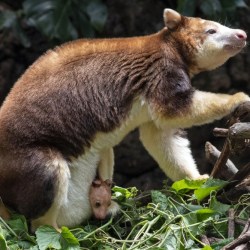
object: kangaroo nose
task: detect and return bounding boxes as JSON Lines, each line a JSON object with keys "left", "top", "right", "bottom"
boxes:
{"left": 235, "top": 30, "right": 247, "bottom": 40}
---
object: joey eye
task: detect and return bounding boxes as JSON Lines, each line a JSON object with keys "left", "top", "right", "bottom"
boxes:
{"left": 206, "top": 29, "right": 217, "bottom": 34}
{"left": 95, "top": 201, "right": 101, "bottom": 208}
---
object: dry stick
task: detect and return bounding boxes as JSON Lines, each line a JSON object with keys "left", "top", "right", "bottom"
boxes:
{"left": 223, "top": 219, "right": 250, "bottom": 250}
{"left": 224, "top": 162, "right": 250, "bottom": 190}
{"left": 217, "top": 162, "right": 250, "bottom": 203}
{"left": 200, "top": 235, "right": 210, "bottom": 246}
{"left": 210, "top": 101, "right": 250, "bottom": 177}
{"left": 235, "top": 219, "right": 248, "bottom": 227}
{"left": 210, "top": 137, "right": 231, "bottom": 178}
{"left": 229, "top": 123, "right": 250, "bottom": 139}
{"left": 213, "top": 128, "right": 229, "bottom": 137}
{"left": 205, "top": 141, "right": 238, "bottom": 179}
{"left": 228, "top": 208, "right": 235, "bottom": 238}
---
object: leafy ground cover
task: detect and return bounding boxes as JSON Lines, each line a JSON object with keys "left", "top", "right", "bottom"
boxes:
{"left": 0, "top": 178, "right": 249, "bottom": 250}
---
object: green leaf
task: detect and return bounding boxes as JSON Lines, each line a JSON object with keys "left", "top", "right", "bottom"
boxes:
{"left": 12, "top": 20, "right": 31, "bottom": 47}
{"left": 195, "top": 208, "right": 215, "bottom": 221}
{"left": 0, "top": 10, "right": 17, "bottom": 29}
{"left": 182, "top": 209, "right": 214, "bottom": 236}
{"left": 112, "top": 186, "right": 137, "bottom": 201}
{"left": 172, "top": 179, "right": 206, "bottom": 193}
{"left": 211, "top": 237, "right": 234, "bottom": 250}
{"left": 209, "top": 196, "right": 231, "bottom": 214}
{"left": 7, "top": 215, "right": 29, "bottom": 233}
{"left": 201, "top": 246, "right": 213, "bottom": 250}
{"left": 30, "top": 246, "right": 39, "bottom": 250}
{"left": 60, "top": 227, "right": 80, "bottom": 250}
{"left": 8, "top": 243, "right": 21, "bottom": 250}
{"left": 151, "top": 191, "right": 168, "bottom": 210}
{"left": 23, "top": 0, "right": 77, "bottom": 41}
{"left": 35, "top": 225, "right": 61, "bottom": 250}
{"left": 71, "top": 5, "right": 95, "bottom": 38}
{"left": 0, "top": 234, "right": 7, "bottom": 250}
{"left": 161, "top": 224, "right": 182, "bottom": 250}
{"left": 194, "top": 178, "right": 228, "bottom": 201}
{"left": 0, "top": 10, "right": 30, "bottom": 47}
{"left": 86, "top": 0, "right": 107, "bottom": 32}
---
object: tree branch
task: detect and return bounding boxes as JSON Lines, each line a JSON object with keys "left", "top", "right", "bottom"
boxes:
{"left": 205, "top": 141, "right": 238, "bottom": 179}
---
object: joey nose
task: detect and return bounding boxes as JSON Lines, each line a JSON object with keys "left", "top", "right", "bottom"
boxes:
{"left": 235, "top": 30, "right": 247, "bottom": 41}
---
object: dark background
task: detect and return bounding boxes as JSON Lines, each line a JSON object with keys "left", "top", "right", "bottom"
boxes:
{"left": 0, "top": 0, "right": 249, "bottom": 190}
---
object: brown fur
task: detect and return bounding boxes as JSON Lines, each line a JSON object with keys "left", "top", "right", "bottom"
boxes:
{"left": 89, "top": 179, "right": 112, "bottom": 220}
{"left": 0, "top": 23, "right": 196, "bottom": 219}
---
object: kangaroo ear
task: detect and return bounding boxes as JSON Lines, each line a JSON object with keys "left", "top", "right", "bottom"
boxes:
{"left": 92, "top": 179, "right": 102, "bottom": 187}
{"left": 163, "top": 9, "right": 182, "bottom": 30}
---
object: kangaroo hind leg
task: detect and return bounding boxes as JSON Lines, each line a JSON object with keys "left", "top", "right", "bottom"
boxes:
{"left": 31, "top": 153, "right": 70, "bottom": 232}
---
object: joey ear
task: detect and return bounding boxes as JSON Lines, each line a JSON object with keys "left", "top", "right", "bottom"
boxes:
{"left": 104, "top": 179, "right": 112, "bottom": 187}
{"left": 163, "top": 9, "right": 182, "bottom": 30}
{"left": 92, "top": 179, "right": 102, "bottom": 187}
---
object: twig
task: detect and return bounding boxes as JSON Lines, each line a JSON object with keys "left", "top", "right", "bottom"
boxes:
{"left": 228, "top": 208, "right": 235, "bottom": 238}
{"left": 211, "top": 101, "right": 250, "bottom": 178}
{"left": 223, "top": 219, "right": 250, "bottom": 250}
{"left": 213, "top": 128, "right": 228, "bottom": 137}
{"left": 210, "top": 138, "right": 231, "bottom": 177}
{"left": 225, "top": 162, "right": 250, "bottom": 190}
{"left": 205, "top": 141, "right": 238, "bottom": 179}
{"left": 200, "top": 235, "right": 210, "bottom": 245}
{"left": 235, "top": 218, "right": 248, "bottom": 226}
{"left": 229, "top": 123, "right": 250, "bottom": 139}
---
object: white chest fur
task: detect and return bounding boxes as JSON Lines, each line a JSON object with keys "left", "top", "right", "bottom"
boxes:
{"left": 57, "top": 99, "right": 151, "bottom": 227}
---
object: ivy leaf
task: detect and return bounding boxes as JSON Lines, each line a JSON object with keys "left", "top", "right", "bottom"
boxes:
{"left": 202, "top": 246, "right": 213, "bottom": 250}
{"left": 151, "top": 191, "right": 168, "bottom": 210}
{"left": 194, "top": 178, "right": 228, "bottom": 201}
{"left": 172, "top": 178, "right": 206, "bottom": 193}
{"left": 60, "top": 227, "right": 80, "bottom": 250}
{"left": 209, "top": 196, "right": 231, "bottom": 213}
{"left": 112, "top": 186, "right": 137, "bottom": 201}
{"left": 35, "top": 226, "right": 61, "bottom": 250}
{"left": 182, "top": 209, "right": 214, "bottom": 235}
{"left": 161, "top": 224, "right": 182, "bottom": 250}
{"left": 0, "top": 233, "right": 7, "bottom": 250}
{"left": 7, "top": 215, "right": 29, "bottom": 233}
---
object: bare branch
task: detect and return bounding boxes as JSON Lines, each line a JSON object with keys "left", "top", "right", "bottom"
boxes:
{"left": 229, "top": 123, "right": 250, "bottom": 140}
{"left": 205, "top": 142, "right": 238, "bottom": 179}
{"left": 223, "top": 219, "right": 250, "bottom": 250}
{"left": 228, "top": 208, "right": 235, "bottom": 238}
{"left": 213, "top": 128, "right": 228, "bottom": 137}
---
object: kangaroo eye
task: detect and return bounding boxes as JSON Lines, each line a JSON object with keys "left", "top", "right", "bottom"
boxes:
{"left": 206, "top": 29, "right": 216, "bottom": 34}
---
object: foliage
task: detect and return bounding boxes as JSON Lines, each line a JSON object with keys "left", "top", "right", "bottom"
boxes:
{"left": 177, "top": 0, "right": 248, "bottom": 20}
{"left": 0, "top": 178, "right": 249, "bottom": 250}
{"left": 0, "top": 0, "right": 108, "bottom": 47}
{"left": 0, "top": 0, "right": 248, "bottom": 48}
